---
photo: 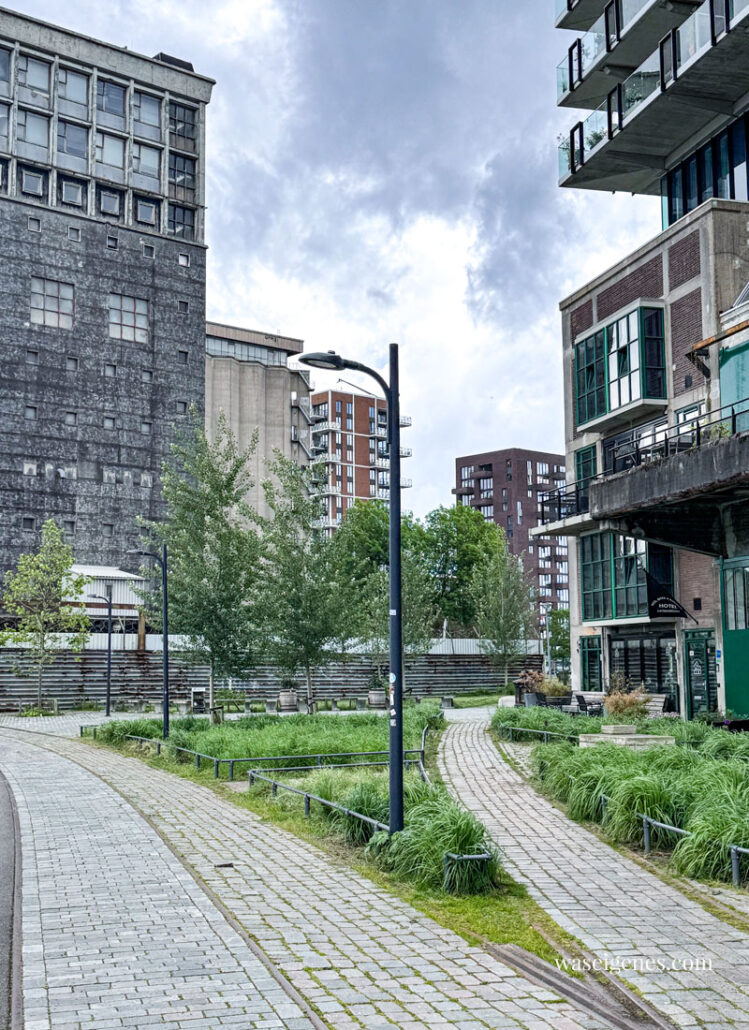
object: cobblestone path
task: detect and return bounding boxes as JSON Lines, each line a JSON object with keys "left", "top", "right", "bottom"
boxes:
{"left": 0, "top": 728, "right": 607, "bottom": 1030}
{"left": 0, "top": 734, "right": 314, "bottom": 1030}
{"left": 439, "top": 716, "right": 749, "bottom": 1030}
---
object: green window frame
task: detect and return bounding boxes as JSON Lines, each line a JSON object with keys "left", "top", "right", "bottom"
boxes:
{"left": 580, "top": 532, "right": 673, "bottom": 622}
{"left": 574, "top": 307, "right": 665, "bottom": 427}
{"left": 613, "top": 536, "right": 647, "bottom": 618}
{"left": 580, "top": 533, "right": 612, "bottom": 621}
{"left": 724, "top": 564, "right": 749, "bottom": 631}
{"left": 580, "top": 636, "right": 603, "bottom": 691}
{"left": 574, "top": 444, "right": 597, "bottom": 484}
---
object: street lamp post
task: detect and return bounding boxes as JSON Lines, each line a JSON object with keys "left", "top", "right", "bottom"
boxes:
{"left": 128, "top": 544, "right": 169, "bottom": 739}
{"left": 88, "top": 584, "right": 113, "bottom": 716}
{"left": 299, "top": 345, "right": 404, "bottom": 833}
{"left": 540, "top": 602, "right": 552, "bottom": 678}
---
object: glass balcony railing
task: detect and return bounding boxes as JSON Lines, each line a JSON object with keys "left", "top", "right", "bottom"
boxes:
{"left": 558, "top": 0, "right": 746, "bottom": 178}
{"left": 556, "top": 0, "right": 651, "bottom": 100}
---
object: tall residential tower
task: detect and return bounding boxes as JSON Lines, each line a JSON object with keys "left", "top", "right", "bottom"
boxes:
{"left": 0, "top": 7, "right": 213, "bottom": 573}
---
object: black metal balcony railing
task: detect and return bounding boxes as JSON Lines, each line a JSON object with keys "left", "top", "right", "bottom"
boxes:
{"left": 540, "top": 395, "right": 749, "bottom": 524}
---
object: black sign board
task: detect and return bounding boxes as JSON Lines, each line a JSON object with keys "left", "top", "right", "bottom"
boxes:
{"left": 645, "top": 571, "right": 692, "bottom": 620}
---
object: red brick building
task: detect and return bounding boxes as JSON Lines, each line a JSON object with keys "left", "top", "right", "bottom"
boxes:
{"left": 310, "top": 389, "right": 412, "bottom": 531}
{"left": 453, "top": 447, "right": 569, "bottom": 611}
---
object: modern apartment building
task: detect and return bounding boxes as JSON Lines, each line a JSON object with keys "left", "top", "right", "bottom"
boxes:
{"left": 310, "top": 388, "right": 412, "bottom": 531}
{"left": 453, "top": 448, "right": 569, "bottom": 612}
{"left": 542, "top": 0, "right": 749, "bottom": 715}
{"left": 205, "top": 321, "right": 313, "bottom": 518}
{"left": 0, "top": 7, "right": 213, "bottom": 574}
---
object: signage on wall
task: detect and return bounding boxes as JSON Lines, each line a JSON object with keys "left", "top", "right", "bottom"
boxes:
{"left": 645, "top": 571, "right": 698, "bottom": 622}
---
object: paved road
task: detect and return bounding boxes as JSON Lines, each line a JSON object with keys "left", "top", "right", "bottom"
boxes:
{"left": 0, "top": 728, "right": 607, "bottom": 1030}
{"left": 439, "top": 716, "right": 749, "bottom": 1030}
{"left": 0, "top": 770, "right": 16, "bottom": 1030}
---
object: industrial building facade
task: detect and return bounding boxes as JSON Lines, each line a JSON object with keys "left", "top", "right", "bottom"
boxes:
{"left": 453, "top": 447, "right": 569, "bottom": 612}
{"left": 0, "top": 8, "right": 213, "bottom": 574}
{"left": 545, "top": 0, "right": 749, "bottom": 715}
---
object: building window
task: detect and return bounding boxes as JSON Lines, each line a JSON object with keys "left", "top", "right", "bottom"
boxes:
{"left": 20, "top": 168, "right": 44, "bottom": 197}
{"left": 30, "top": 277, "right": 74, "bottom": 329}
{"left": 97, "top": 79, "right": 125, "bottom": 117}
{"left": 133, "top": 142, "right": 160, "bottom": 178}
{"left": 0, "top": 103, "right": 8, "bottom": 142}
{"left": 65, "top": 357, "right": 78, "bottom": 372}
{"left": 613, "top": 536, "right": 647, "bottom": 618}
{"left": 28, "top": 216, "right": 40, "bottom": 232}
{"left": 64, "top": 410, "right": 77, "bottom": 426}
{"left": 169, "top": 101, "right": 197, "bottom": 142}
{"left": 24, "top": 405, "right": 37, "bottom": 420}
{"left": 580, "top": 637, "right": 603, "bottom": 691}
{"left": 107, "top": 235, "right": 118, "bottom": 249}
{"left": 177, "top": 350, "right": 188, "bottom": 364}
{"left": 107, "top": 293, "right": 149, "bottom": 342}
{"left": 141, "top": 421, "right": 152, "bottom": 435}
{"left": 141, "top": 368, "right": 153, "bottom": 382}
{"left": 169, "top": 152, "right": 196, "bottom": 193}
{"left": 460, "top": 465, "right": 474, "bottom": 483}
{"left": 479, "top": 477, "right": 493, "bottom": 498}
{"left": 505, "top": 458, "right": 512, "bottom": 481}
{"left": 103, "top": 415, "right": 115, "bottom": 429}
{"left": 134, "top": 91, "right": 160, "bottom": 129}
{"left": 18, "top": 55, "right": 49, "bottom": 93}
{"left": 537, "top": 462, "right": 549, "bottom": 481}
{"left": 57, "top": 120, "right": 87, "bottom": 159}
{"left": 140, "top": 472, "right": 153, "bottom": 488}
{"left": 575, "top": 329, "right": 606, "bottom": 425}
{"left": 59, "top": 67, "right": 88, "bottom": 106}
{"left": 135, "top": 197, "right": 159, "bottom": 226}
{"left": 580, "top": 532, "right": 613, "bottom": 621}
{"left": 724, "top": 565, "right": 749, "bottom": 631}
{"left": 178, "top": 252, "right": 190, "bottom": 267}
{"left": 168, "top": 204, "right": 195, "bottom": 239}
{"left": 98, "top": 189, "right": 122, "bottom": 216}
{"left": 0, "top": 48, "right": 10, "bottom": 88}
{"left": 96, "top": 131, "right": 125, "bottom": 168}
{"left": 574, "top": 444, "right": 597, "bottom": 485}
{"left": 102, "top": 522, "right": 114, "bottom": 538}
{"left": 507, "top": 515, "right": 514, "bottom": 538}
{"left": 480, "top": 504, "right": 494, "bottom": 520}
{"left": 23, "top": 462, "right": 37, "bottom": 477}
{"left": 176, "top": 400, "right": 187, "bottom": 413}
{"left": 178, "top": 299, "right": 189, "bottom": 312}
{"left": 59, "top": 179, "right": 85, "bottom": 208}
{"left": 501, "top": 487, "right": 508, "bottom": 511}
{"left": 142, "top": 243, "right": 155, "bottom": 258}
{"left": 104, "top": 363, "right": 116, "bottom": 377}
{"left": 22, "top": 516, "right": 35, "bottom": 531}
{"left": 62, "top": 520, "right": 75, "bottom": 537}
{"left": 18, "top": 109, "right": 49, "bottom": 148}
{"left": 26, "top": 349, "right": 38, "bottom": 363}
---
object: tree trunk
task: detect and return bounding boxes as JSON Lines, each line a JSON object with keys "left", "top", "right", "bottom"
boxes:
{"left": 37, "top": 662, "right": 43, "bottom": 708}
{"left": 305, "top": 665, "right": 312, "bottom": 707}
{"left": 208, "top": 663, "right": 214, "bottom": 710}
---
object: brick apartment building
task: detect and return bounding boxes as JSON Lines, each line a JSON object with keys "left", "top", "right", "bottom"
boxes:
{"left": 310, "top": 388, "right": 412, "bottom": 531}
{"left": 539, "top": 0, "right": 749, "bottom": 715}
{"left": 453, "top": 448, "right": 569, "bottom": 611}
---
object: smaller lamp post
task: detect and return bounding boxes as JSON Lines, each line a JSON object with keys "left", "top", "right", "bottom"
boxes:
{"left": 88, "top": 584, "right": 113, "bottom": 716}
{"left": 127, "top": 545, "right": 169, "bottom": 738}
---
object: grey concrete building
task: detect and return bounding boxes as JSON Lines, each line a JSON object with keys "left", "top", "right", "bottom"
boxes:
{"left": 205, "top": 322, "right": 314, "bottom": 519}
{"left": 0, "top": 7, "right": 213, "bottom": 574}
{"left": 540, "top": 0, "right": 749, "bottom": 716}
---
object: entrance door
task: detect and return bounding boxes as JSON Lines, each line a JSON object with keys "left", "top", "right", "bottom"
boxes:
{"left": 685, "top": 630, "right": 717, "bottom": 719}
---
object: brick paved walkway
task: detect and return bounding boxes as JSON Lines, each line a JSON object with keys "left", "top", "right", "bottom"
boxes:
{"left": 439, "top": 716, "right": 749, "bottom": 1030}
{"left": 0, "top": 733, "right": 314, "bottom": 1030}
{"left": 0, "top": 728, "right": 607, "bottom": 1030}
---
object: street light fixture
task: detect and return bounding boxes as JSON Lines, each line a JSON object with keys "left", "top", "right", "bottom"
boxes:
{"left": 87, "top": 584, "right": 113, "bottom": 717}
{"left": 299, "top": 344, "right": 405, "bottom": 833}
{"left": 127, "top": 544, "right": 169, "bottom": 739}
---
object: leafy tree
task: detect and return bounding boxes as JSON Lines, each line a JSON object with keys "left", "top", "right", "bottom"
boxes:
{"left": 469, "top": 537, "right": 536, "bottom": 684}
{"left": 548, "top": 607, "right": 571, "bottom": 676}
{"left": 260, "top": 456, "right": 351, "bottom": 703}
{"left": 0, "top": 520, "right": 90, "bottom": 706}
{"left": 141, "top": 414, "right": 262, "bottom": 708}
{"left": 357, "top": 553, "right": 437, "bottom": 687}
{"left": 421, "top": 505, "right": 504, "bottom": 630}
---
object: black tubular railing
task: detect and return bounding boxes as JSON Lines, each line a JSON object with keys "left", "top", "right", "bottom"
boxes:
{"left": 539, "top": 395, "right": 749, "bottom": 524}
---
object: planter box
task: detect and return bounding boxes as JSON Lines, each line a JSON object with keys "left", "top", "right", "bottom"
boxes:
{"left": 580, "top": 733, "right": 675, "bottom": 749}
{"left": 601, "top": 724, "right": 636, "bottom": 735}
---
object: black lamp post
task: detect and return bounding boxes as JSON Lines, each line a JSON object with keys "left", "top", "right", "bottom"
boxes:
{"left": 299, "top": 345, "right": 404, "bottom": 833}
{"left": 88, "top": 584, "right": 113, "bottom": 716}
{"left": 128, "top": 545, "right": 169, "bottom": 739}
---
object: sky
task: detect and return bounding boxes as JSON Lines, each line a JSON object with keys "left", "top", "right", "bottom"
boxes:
{"left": 25, "top": 0, "right": 660, "bottom": 517}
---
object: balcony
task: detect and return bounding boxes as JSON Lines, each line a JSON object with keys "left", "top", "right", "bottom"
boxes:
{"left": 558, "top": 0, "right": 749, "bottom": 194}
{"left": 399, "top": 414, "right": 413, "bottom": 428}
{"left": 312, "top": 419, "right": 341, "bottom": 434}
{"left": 372, "top": 456, "right": 390, "bottom": 469}
{"left": 401, "top": 478, "right": 413, "bottom": 489}
{"left": 556, "top": 0, "right": 610, "bottom": 31}
{"left": 557, "top": 0, "right": 698, "bottom": 109}
{"left": 399, "top": 446, "right": 413, "bottom": 458}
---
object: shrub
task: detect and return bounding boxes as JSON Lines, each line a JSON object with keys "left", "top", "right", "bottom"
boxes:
{"left": 604, "top": 688, "right": 649, "bottom": 720}
{"left": 605, "top": 773, "right": 678, "bottom": 846}
{"left": 541, "top": 676, "right": 570, "bottom": 698}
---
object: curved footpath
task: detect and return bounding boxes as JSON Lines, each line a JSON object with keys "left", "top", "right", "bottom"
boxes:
{"left": 439, "top": 713, "right": 749, "bottom": 1030}
{"left": 0, "top": 727, "right": 607, "bottom": 1030}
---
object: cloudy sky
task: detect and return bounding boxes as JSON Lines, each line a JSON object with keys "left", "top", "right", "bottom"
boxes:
{"left": 27, "top": 0, "right": 660, "bottom": 516}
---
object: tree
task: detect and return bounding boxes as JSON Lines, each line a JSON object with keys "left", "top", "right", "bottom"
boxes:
{"left": 548, "top": 607, "right": 571, "bottom": 677}
{"left": 259, "top": 456, "right": 351, "bottom": 703}
{"left": 469, "top": 536, "right": 536, "bottom": 684}
{"left": 0, "top": 520, "right": 90, "bottom": 706}
{"left": 141, "top": 414, "right": 262, "bottom": 708}
{"left": 421, "top": 505, "right": 504, "bottom": 631}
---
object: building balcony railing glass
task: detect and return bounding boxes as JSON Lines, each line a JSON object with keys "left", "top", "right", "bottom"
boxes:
{"left": 558, "top": 0, "right": 748, "bottom": 181}
{"left": 556, "top": 0, "right": 652, "bottom": 101}
{"left": 539, "top": 394, "right": 749, "bottom": 525}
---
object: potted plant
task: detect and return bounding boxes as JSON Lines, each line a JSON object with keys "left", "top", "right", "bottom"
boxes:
{"left": 367, "top": 672, "right": 388, "bottom": 710}
{"left": 277, "top": 678, "right": 298, "bottom": 712}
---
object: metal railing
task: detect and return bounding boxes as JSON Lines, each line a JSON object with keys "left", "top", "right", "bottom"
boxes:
{"left": 539, "top": 395, "right": 749, "bottom": 524}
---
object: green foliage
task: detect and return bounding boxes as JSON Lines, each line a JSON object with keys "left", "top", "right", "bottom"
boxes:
{"left": 356, "top": 553, "right": 438, "bottom": 672}
{"left": 492, "top": 706, "right": 598, "bottom": 739}
{"left": 260, "top": 456, "right": 352, "bottom": 698}
{"left": 470, "top": 535, "right": 536, "bottom": 682}
{"left": 548, "top": 608, "right": 571, "bottom": 665}
{"left": 141, "top": 414, "right": 263, "bottom": 697}
{"left": 0, "top": 520, "right": 90, "bottom": 706}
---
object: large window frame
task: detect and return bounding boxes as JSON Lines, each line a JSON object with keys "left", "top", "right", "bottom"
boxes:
{"left": 580, "top": 531, "right": 673, "bottom": 622}
{"left": 580, "top": 636, "right": 603, "bottom": 691}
